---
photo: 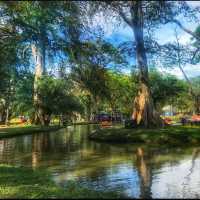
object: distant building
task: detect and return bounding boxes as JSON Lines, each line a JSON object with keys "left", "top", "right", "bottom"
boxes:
{"left": 93, "top": 111, "right": 123, "bottom": 122}
{"left": 162, "top": 105, "right": 177, "bottom": 116}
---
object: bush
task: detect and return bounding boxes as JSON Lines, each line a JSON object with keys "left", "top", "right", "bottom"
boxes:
{"left": 124, "top": 119, "right": 137, "bottom": 128}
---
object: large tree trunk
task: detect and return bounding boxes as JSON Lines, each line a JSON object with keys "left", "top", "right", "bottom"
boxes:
{"left": 5, "top": 107, "right": 10, "bottom": 126}
{"left": 4, "top": 79, "right": 12, "bottom": 126}
{"left": 0, "top": 101, "right": 6, "bottom": 124}
{"left": 31, "top": 41, "right": 48, "bottom": 126}
{"left": 85, "top": 95, "right": 92, "bottom": 122}
{"left": 132, "top": 83, "right": 162, "bottom": 127}
{"left": 194, "top": 96, "right": 200, "bottom": 114}
{"left": 90, "top": 95, "right": 99, "bottom": 122}
{"left": 131, "top": 1, "right": 163, "bottom": 128}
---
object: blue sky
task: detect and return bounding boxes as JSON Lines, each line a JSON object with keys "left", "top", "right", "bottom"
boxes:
{"left": 90, "top": 1, "right": 200, "bottom": 79}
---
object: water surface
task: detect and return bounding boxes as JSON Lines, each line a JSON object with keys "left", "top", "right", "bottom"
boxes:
{"left": 0, "top": 125, "right": 200, "bottom": 198}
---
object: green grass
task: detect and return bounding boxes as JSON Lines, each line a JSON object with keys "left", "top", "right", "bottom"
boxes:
{"left": 71, "top": 121, "right": 99, "bottom": 125}
{"left": 0, "top": 164, "right": 123, "bottom": 199}
{"left": 88, "top": 125, "right": 200, "bottom": 147}
{"left": 0, "top": 125, "right": 62, "bottom": 139}
{"left": 0, "top": 121, "right": 98, "bottom": 140}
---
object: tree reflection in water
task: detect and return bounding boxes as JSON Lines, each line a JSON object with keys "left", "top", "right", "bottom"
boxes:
{"left": 135, "top": 147, "right": 152, "bottom": 199}
{"left": 182, "top": 148, "right": 200, "bottom": 198}
{"left": 32, "top": 134, "right": 41, "bottom": 169}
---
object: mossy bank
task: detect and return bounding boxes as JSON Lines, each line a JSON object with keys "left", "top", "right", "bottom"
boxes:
{"left": 88, "top": 125, "right": 200, "bottom": 147}
{"left": 0, "top": 125, "right": 63, "bottom": 139}
{"left": 0, "top": 122, "right": 98, "bottom": 140}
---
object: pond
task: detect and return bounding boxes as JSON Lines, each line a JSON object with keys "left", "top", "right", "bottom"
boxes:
{"left": 0, "top": 124, "right": 200, "bottom": 198}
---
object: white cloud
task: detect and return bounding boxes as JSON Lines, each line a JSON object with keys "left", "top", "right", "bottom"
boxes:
{"left": 179, "top": 32, "right": 191, "bottom": 45}
{"left": 158, "top": 63, "right": 200, "bottom": 79}
{"left": 181, "top": 64, "right": 200, "bottom": 78}
{"left": 187, "top": 1, "right": 200, "bottom": 7}
{"left": 89, "top": 11, "right": 120, "bottom": 37}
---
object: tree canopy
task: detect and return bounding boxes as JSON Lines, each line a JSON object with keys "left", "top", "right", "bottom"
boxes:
{"left": 0, "top": 0, "right": 199, "bottom": 126}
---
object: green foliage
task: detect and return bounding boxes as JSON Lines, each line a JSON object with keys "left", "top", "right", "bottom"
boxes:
{"left": 3, "top": 2, "right": 61, "bottom": 43}
{"left": 105, "top": 70, "right": 137, "bottom": 116}
{"left": 37, "top": 76, "right": 83, "bottom": 116}
{"left": 0, "top": 27, "right": 19, "bottom": 99}
{"left": 89, "top": 126, "right": 200, "bottom": 147}
{"left": 72, "top": 65, "right": 110, "bottom": 101}
{"left": 171, "top": 76, "right": 200, "bottom": 113}
{"left": 71, "top": 40, "right": 126, "bottom": 105}
{"left": 172, "top": 91, "right": 194, "bottom": 112}
{"left": 98, "top": 69, "right": 188, "bottom": 116}
{"left": 191, "top": 25, "right": 200, "bottom": 64}
{"left": 1, "top": 1, "right": 83, "bottom": 64}
{"left": 12, "top": 72, "right": 34, "bottom": 118}
{"left": 191, "top": 76, "right": 200, "bottom": 95}
{"left": 70, "top": 37, "right": 130, "bottom": 118}
{"left": 149, "top": 70, "right": 188, "bottom": 110}
{"left": 0, "top": 1, "right": 199, "bottom": 124}
{"left": 12, "top": 73, "right": 83, "bottom": 122}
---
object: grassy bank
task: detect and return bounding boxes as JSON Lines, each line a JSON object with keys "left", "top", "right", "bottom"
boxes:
{"left": 0, "top": 121, "right": 98, "bottom": 140}
{"left": 0, "top": 164, "right": 122, "bottom": 199}
{"left": 0, "top": 125, "right": 62, "bottom": 139}
{"left": 88, "top": 125, "right": 200, "bottom": 147}
{"left": 71, "top": 121, "right": 99, "bottom": 125}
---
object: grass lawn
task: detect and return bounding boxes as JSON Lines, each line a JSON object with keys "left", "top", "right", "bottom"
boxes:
{"left": 88, "top": 125, "right": 200, "bottom": 147}
{"left": 0, "top": 164, "right": 122, "bottom": 199}
{"left": 0, "top": 120, "right": 99, "bottom": 140}
{"left": 0, "top": 125, "right": 62, "bottom": 139}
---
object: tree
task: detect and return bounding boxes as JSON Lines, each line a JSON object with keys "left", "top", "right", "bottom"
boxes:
{"left": 1, "top": 1, "right": 56, "bottom": 124}
{"left": 105, "top": 70, "right": 137, "bottom": 117}
{"left": 0, "top": 4, "right": 23, "bottom": 124}
{"left": 158, "top": 28, "right": 200, "bottom": 114}
{"left": 88, "top": 1, "right": 198, "bottom": 127}
{"left": 72, "top": 64, "right": 110, "bottom": 119}
{"left": 173, "top": 29, "right": 200, "bottom": 114}
{"left": 2, "top": 1, "right": 83, "bottom": 125}
{"left": 149, "top": 70, "right": 188, "bottom": 113}
{"left": 71, "top": 39, "right": 124, "bottom": 119}
{"left": 12, "top": 72, "right": 35, "bottom": 122}
{"left": 12, "top": 74, "right": 83, "bottom": 126}
{"left": 36, "top": 76, "right": 83, "bottom": 125}
{"left": 189, "top": 26, "right": 200, "bottom": 64}
{"left": 104, "top": 70, "right": 187, "bottom": 118}
{"left": 191, "top": 76, "right": 200, "bottom": 114}
{"left": 171, "top": 90, "right": 194, "bottom": 114}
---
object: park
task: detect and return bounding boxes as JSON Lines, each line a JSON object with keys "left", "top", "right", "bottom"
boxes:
{"left": 0, "top": 1, "right": 200, "bottom": 199}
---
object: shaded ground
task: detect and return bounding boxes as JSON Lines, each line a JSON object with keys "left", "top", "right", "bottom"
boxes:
{"left": 88, "top": 125, "right": 200, "bottom": 147}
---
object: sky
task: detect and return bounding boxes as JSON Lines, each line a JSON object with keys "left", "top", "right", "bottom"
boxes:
{"left": 90, "top": 1, "right": 200, "bottom": 79}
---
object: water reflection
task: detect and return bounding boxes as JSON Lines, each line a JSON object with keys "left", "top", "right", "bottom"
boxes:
{"left": 135, "top": 147, "right": 152, "bottom": 199}
{"left": 0, "top": 125, "right": 200, "bottom": 198}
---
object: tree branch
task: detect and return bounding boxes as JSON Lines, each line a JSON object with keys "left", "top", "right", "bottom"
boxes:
{"left": 172, "top": 19, "right": 200, "bottom": 41}
{"left": 105, "top": 1, "right": 132, "bottom": 27}
{"left": 118, "top": 9, "right": 132, "bottom": 27}
{"left": 191, "top": 47, "right": 200, "bottom": 63}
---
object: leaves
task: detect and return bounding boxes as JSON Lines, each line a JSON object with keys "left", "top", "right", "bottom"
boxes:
{"left": 37, "top": 76, "right": 83, "bottom": 115}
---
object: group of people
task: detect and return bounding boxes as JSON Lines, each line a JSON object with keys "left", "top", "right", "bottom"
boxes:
{"left": 181, "top": 114, "right": 200, "bottom": 125}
